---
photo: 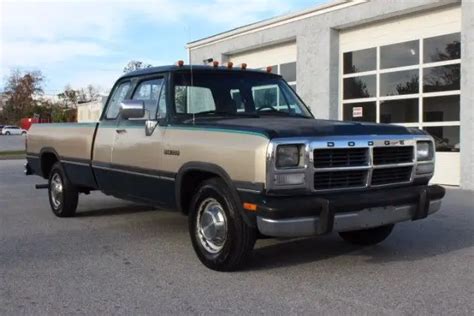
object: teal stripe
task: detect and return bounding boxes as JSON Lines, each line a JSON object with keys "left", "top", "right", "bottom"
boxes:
{"left": 38, "top": 122, "right": 98, "bottom": 127}
{"left": 167, "top": 125, "right": 268, "bottom": 139}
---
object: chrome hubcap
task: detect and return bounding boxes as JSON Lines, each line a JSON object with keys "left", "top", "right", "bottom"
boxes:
{"left": 50, "top": 173, "right": 63, "bottom": 209}
{"left": 196, "top": 198, "right": 228, "bottom": 254}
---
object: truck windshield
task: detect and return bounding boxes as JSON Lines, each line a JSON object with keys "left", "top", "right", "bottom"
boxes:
{"left": 173, "top": 71, "right": 312, "bottom": 119}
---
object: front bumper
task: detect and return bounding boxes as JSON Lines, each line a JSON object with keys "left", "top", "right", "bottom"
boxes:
{"left": 240, "top": 185, "right": 445, "bottom": 238}
{"left": 257, "top": 199, "right": 442, "bottom": 237}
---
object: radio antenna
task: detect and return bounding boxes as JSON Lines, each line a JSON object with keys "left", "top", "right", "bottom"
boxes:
{"left": 186, "top": 24, "right": 195, "bottom": 125}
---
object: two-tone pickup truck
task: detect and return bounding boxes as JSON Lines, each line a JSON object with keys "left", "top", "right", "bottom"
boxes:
{"left": 25, "top": 63, "right": 445, "bottom": 271}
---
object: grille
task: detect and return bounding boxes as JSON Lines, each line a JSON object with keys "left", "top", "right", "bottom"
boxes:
{"left": 314, "top": 148, "right": 368, "bottom": 168}
{"left": 373, "top": 146, "right": 413, "bottom": 165}
{"left": 314, "top": 170, "right": 367, "bottom": 190}
{"left": 371, "top": 166, "right": 413, "bottom": 186}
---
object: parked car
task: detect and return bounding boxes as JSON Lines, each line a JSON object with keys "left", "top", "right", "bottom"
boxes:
{"left": 1, "top": 125, "right": 27, "bottom": 135}
{"left": 0, "top": 125, "right": 4, "bottom": 134}
{"left": 25, "top": 63, "right": 445, "bottom": 271}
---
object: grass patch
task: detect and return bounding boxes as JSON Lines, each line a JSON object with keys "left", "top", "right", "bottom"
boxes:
{"left": 0, "top": 150, "right": 26, "bottom": 159}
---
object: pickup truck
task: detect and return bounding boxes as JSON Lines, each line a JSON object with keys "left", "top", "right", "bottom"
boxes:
{"left": 25, "top": 63, "right": 445, "bottom": 271}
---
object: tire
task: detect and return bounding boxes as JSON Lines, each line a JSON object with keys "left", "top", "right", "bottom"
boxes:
{"left": 5, "top": 131, "right": 10, "bottom": 135}
{"left": 338, "top": 224, "right": 394, "bottom": 246}
{"left": 189, "top": 177, "right": 256, "bottom": 271}
{"left": 22, "top": 131, "right": 26, "bottom": 135}
{"left": 48, "top": 162, "right": 79, "bottom": 217}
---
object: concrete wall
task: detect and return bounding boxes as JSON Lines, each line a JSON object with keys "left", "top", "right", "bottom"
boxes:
{"left": 460, "top": 0, "right": 474, "bottom": 189}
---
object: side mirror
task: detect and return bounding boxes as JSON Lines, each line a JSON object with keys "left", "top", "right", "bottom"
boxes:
{"left": 119, "top": 100, "right": 144, "bottom": 119}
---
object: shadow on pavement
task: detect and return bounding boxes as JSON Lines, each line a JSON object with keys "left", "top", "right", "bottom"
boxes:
{"left": 75, "top": 204, "right": 156, "bottom": 217}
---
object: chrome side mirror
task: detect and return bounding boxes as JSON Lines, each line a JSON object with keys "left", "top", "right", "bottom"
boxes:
{"left": 119, "top": 100, "right": 144, "bottom": 119}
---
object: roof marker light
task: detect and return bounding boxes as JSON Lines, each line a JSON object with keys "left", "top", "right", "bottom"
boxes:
{"left": 266, "top": 66, "right": 272, "bottom": 73}
{"left": 241, "top": 63, "right": 247, "bottom": 70}
{"left": 226, "top": 62, "right": 233, "bottom": 69}
{"left": 176, "top": 60, "right": 184, "bottom": 67}
{"left": 212, "top": 61, "right": 219, "bottom": 68}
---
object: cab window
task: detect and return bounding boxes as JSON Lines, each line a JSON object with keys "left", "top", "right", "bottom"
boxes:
{"left": 131, "top": 78, "right": 165, "bottom": 119}
{"left": 105, "top": 81, "right": 131, "bottom": 119}
{"left": 175, "top": 86, "right": 216, "bottom": 114}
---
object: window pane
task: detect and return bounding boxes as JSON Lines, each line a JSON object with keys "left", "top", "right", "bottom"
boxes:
{"left": 253, "top": 85, "right": 278, "bottom": 108}
{"left": 343, "top": 48, "right": 376, "bottom": 74}
{"left": 343, "top": 75, "right": 376, "bottom": 99}
{"left": 380, "top": 70, "right": 419, "bottom": 96}
{"left": 175, "top": 86, "right": 215, "bottom": 114}
{"left": 132, "top": 79, "right": 164, "bottom": 120}
{"left": 423, "top": 64, "right": 460, "bottom": 92}
{"left": 381, "top": 40, "right": 419, "bottom": 69}
{"left": 424, "top": 126, "right": 460, "bottom": 152}
{"left": 280, "top": 62, "right": 296, "bottom": 82}
{"left": 343, "top": 102, "right": 376, "bottom": 122}
{"left": 105, "top": 82, "right": 131, "bottom": 119}
{"left": 423, "top": 95, "right": 460, "bottom": 122}
{"left": 380, "top": 99, "right": 419, "bottom": 123}
{"left": 424, "top": 33, "right": 461, "bottom": 63}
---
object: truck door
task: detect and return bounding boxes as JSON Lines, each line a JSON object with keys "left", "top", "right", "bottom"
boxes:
{"left": 92, "top": 80, "right": 132, "bottom": 193}
{"left": 108, "top": 75, "right": 173, "bottom": 206}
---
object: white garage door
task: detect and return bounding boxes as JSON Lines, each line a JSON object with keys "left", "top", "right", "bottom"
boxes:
{"left": 229, "top": 41, "right": 297, "bottom": 91}
{"left": 339, "top": 6, "right": 462, "bottom": 186}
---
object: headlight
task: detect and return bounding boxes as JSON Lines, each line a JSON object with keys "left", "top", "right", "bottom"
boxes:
{"left": 276, "top": 145, "right": 301, "bottom": 168}
{"left": 417, "top": 141, "right": 434, "bottom": 161}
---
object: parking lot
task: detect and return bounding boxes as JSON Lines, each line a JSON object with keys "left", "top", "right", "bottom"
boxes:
{"left": 0, "top": 159, "right": 473, "bottom": 315}
{"left": 0, "top": 135, "right": 25, "bottom": 152}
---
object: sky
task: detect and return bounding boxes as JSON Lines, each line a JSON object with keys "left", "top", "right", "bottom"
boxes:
{"left": 0, "top": 0, "right": 323, "bottom": 95}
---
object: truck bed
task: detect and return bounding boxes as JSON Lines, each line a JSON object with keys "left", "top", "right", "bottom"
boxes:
{"left": 27, "top": 122, "right": 98, "bottom": 161}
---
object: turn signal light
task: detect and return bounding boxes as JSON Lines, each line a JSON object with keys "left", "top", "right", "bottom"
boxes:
{"left": 243, "top": 203, "right": 257, "bottom": 212}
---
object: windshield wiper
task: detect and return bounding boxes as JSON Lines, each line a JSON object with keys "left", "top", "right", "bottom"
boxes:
{"left": 192, "top": 111, "right": 259, "bottom": 118}
{"left": 258, "top": 111, "right": 310, "bottom": 118}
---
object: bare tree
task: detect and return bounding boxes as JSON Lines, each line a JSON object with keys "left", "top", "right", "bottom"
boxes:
{"left": 2, "top": 69, "right": 44, "bottom": 124}
{"left": 57, "top": 85, "right": 79, "bottom": 108}
{"left": 123, "top": 60, "right": 152, "bottom": 73}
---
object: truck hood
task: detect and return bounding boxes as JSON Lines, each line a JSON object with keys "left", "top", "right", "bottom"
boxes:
{"left": 188, "top": 117, "right": 419, "bottom": 139}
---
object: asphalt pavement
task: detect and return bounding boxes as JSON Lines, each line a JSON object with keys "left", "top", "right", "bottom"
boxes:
{"left": 0, "top": 135, "right": 25, "bottom": 152}
{"left": 0, "top": 159, "right": 473, "bottom": 315}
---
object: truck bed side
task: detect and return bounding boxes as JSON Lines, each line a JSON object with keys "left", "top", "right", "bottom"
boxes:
{"left": 27, "top": 122, "right": 98, "bottom": 188}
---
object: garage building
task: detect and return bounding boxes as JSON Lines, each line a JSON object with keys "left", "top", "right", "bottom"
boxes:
{"left": 187, "top": 0, "right": 473, "bottom": 189}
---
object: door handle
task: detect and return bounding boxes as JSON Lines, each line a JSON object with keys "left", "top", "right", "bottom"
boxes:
{"left": 115, "top": 129, "right": 127, "bottom": 134}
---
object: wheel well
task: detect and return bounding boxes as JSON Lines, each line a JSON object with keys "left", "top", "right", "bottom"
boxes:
{"left": 41, "top": 152, "right": 58, "bottom": 179}
{"left": 179, "top": 170, "right": 219, "bottom": 215}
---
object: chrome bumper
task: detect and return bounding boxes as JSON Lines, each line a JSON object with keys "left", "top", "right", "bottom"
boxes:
{"left": 257, "top": 199, "right": 442, "bottom": 238}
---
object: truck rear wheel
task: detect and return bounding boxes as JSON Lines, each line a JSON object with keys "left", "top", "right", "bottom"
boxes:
{"left": 188, "top": 177, "right": 256, "bottom": 271}
{"left": 338, "top": 224, "right": 394, "bottom": 246}
{"left": 48, "top": 162, "right": 78, "bottom": 217}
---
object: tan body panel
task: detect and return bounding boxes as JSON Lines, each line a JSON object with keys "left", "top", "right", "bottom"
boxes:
{"left": 27, "top": 123, "right": 97, "bottom": 160}
{"left": 27, "top": 122, "right": 269, "bottom": 185}
{"left": 161, "top": 127, "right": 269, "bottom": 184}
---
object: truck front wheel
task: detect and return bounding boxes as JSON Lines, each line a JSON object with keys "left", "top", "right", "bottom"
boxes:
{"left": 338, "top": 224, "right": 394, "bottom": 246}
{"left": 188, "top": 177, "right": 256, "bottom": 271}
{"left": 48, "top": 162, "right": 78, "bottom": 217}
